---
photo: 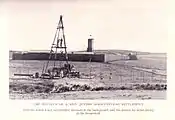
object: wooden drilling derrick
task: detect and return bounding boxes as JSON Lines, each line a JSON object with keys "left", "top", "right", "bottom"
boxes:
{"left": 40, "top": 15, "right": 80, "bottom": 79}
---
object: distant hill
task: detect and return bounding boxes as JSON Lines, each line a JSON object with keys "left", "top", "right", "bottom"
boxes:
{"left": 93, "top": 49, "right": 150, "bottom": 55}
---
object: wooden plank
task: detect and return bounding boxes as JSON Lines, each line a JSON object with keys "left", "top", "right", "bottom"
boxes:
{"left": 14, "top": 73, "right": 33, "bottom": 76}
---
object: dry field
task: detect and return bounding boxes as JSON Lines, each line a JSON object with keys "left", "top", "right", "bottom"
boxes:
{"left": 9, "top": 51, "right": 167, "bottom": 100}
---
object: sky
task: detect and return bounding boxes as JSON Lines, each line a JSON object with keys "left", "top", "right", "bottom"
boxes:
{"left": 0, "top": 0, "right": 167, "bottom": 52}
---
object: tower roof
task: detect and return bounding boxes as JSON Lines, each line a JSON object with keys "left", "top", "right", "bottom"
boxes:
{"left": 89, "top": 35, "right": 94, "bottom": 40}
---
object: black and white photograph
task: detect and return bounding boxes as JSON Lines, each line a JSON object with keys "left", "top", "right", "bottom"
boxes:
{"left": 7, "top": 0, "right": 167, "bottom": 100}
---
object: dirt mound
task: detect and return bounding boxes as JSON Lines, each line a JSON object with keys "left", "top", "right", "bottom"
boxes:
{"left": 9, "top": 81, "right": 55, "bottom": 94}
{"left": 9, "top": 80, "right": 167, "bottom": 94}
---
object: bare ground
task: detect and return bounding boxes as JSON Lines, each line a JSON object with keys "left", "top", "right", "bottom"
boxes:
{"left": 9, "top": 52, "right": 167, "bottom": 100}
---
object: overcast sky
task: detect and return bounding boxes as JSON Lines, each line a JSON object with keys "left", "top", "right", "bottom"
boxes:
{"left": 1, "top": 0, "right": 167, "bottom": 52}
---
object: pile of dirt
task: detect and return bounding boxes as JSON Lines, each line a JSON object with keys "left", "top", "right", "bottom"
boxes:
{"left": 9, "top": 81, "right": 55, "bottom": 94}
{"left": 9, "top": 81, "right": 167, "bottom": 94}
{"left": 51, "top": 83, "right": 166, "bottom": 93}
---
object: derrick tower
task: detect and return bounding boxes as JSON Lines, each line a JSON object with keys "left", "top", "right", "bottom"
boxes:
{"left": 43, "top": 15, "right": 69, "bottom": 73}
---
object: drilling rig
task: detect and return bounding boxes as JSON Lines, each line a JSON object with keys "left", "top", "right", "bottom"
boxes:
{"left": 14, "top": 15, "right": 80, "bottom": 79}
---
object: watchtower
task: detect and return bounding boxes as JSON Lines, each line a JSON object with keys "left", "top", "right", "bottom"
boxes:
{"left": 87, "top": 35, "right": 94, "bottom": 52}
